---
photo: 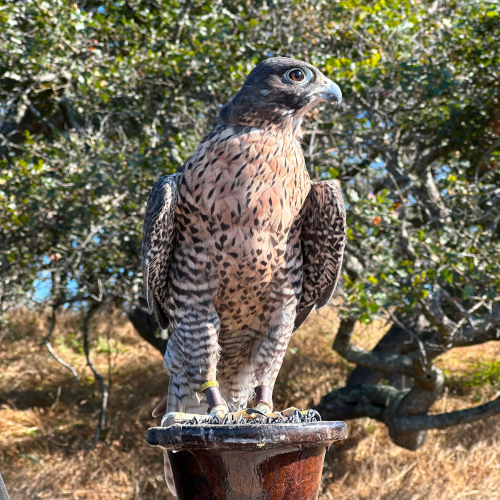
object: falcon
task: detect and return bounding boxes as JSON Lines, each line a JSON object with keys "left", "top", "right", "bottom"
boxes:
{"left": 143, "top": 56, "right": 345, "bottom": 427}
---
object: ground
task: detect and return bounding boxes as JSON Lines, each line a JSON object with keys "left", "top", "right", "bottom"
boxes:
{"left": 1, "top": 306, "right": 499, "bottom": 500}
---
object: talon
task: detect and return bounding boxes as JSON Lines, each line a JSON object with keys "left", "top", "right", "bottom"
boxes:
{"left": 281, "top": 407, "right": 306, "bottom": 418}
{"left": 229, "top": 404, "right": 272, "bottom": 420}
{"left": 229, "top": 408, "right": 262, "bottom": 420}
{"left": 161, "top": 411, "right": 200, "bottom": 426}
{"left": 152, "top": 395, "right": 169, "bottom": 417}
{"left": 255, "top": 401, "right": 273, "bottom": 414}
{"left": 209, "top": 403, "right": 229, "bottom": 423}
{"left": 245, "top": 408, "right": 268, "bottom": 417}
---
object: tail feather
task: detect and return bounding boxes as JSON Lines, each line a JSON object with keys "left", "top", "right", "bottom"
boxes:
{"left": 166, "top": 375, "right": 208, "bottom": 415}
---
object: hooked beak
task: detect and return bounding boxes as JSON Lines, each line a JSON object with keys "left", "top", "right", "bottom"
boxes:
{"left": 318, "top": 78, "right": 342, "bottom": 106}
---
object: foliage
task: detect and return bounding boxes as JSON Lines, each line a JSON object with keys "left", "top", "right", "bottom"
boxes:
{"left": 0, "top": 0, "right": 259, "bottom": 305}
{"left": 1, "top": 0, "right": 499, "bottom": 315}
{"left": 1, "top": 0, "right": 500, "bottom": 448}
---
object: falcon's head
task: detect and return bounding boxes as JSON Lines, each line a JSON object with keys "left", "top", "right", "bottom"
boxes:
{"left": 218, "top": 57, "right": 342, "bottom": 128}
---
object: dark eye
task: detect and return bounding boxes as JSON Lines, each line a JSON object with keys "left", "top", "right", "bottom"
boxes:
{"left": 289, "top": 69, "right": 304, "bottom": 82}
{"left": 284, "top": 67, "right": 313, "bottom": 84}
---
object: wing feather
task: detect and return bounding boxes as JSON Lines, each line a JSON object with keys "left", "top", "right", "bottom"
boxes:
{"left": 295, "top": 180, "right": 346, "bottom": 330}
{"left": 142, "top": 173, "right": 180, "bottom": 330}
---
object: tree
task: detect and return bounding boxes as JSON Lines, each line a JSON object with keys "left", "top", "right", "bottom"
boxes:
{"left": 1, "top": 0, "right": 499, "bottom": 449}
{"left": 310, "top": 0, "right": 500, "bottom": 450}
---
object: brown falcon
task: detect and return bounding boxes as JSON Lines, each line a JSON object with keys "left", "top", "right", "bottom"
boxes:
{"left": 143, "top": 56, "right": 345, "bottom": 428}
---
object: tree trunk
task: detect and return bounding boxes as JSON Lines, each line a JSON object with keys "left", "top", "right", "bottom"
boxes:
{"left": 128, "top": 299, "right": 167, "bottom": 355}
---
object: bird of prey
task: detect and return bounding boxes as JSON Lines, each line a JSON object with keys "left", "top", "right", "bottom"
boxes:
{"left": 143, "top": 55, "right": 344, "bottom": 430}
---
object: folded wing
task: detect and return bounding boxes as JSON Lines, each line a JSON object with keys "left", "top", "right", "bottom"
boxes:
{"left": 142, "top": 173, "right": 180, "bottom": 330}
{"left": 295, "top": 180, "right": 346, "bottom": 330}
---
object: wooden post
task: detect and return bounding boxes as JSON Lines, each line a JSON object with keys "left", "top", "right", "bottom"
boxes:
{"left": 147, "top": 421, "right": 347, "bottom": 500}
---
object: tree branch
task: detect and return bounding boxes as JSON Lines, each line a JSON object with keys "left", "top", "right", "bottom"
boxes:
{"left": 328, "top": 310, "right": 500, "bottom": 450}
{"left": 316, "top": 383, "right": 407, "bottom": 423}
{"left": 456, "top": 304, "right": 500, "bottom": 346}
{"left": 412, "top": 146, "right": 451, "bottom": 178}
{"left": 346, "top": 320, "right": 415, "bottom": 387}
{"left": 83, "top": 302, "right": 108, "bottom": 449}
{"left": 333, "top": 318, "right": 416, "bottom": 377}
{"left": 340, "top": 149, "right": 382, "bottom": 182}
{"left": 127, "top": 300, "right": 167, "bottom": 355}
{"left": 394, "top": 394, "right": 500, "bottom": 431}
{"left": 43, "top": 306, "right": 79, "bottom": 381}
{"left": 172, "top": 0, "right": 192, "bottom": 44}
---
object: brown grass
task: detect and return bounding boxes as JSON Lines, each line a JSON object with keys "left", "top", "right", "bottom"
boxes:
{"left": 1, "top": 306, "right": 499, "bottom": 499}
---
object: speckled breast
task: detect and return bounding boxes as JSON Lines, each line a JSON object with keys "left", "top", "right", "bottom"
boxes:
{"left": 171, "top": 125, "right": 311, "bottom": 333}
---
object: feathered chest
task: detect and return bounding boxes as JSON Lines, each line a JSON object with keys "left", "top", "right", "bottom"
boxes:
{"left": 178, "top": 125, "right": 311, "bottom": 235}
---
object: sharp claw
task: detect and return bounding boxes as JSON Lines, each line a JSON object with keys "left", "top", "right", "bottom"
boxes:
{"left": 161, "top": 411, "right": 201, "bottom": 426}
{"left": 159, "top": 406, "right": 307, "bottom": 426}
{"left": 152, "top": 395, "right": 169, "bottom": 417}
{"left": 209, "top": 403, "right": 229, "bottom": 423}
{"left": 226, "top": 409, "right": 251, "bottom": 420}
{"left": 281, "top": 407, "right": 306, "bottom": 417}
{"left": 229, "top": 405, "right": 272, "bottom": 420}
{"left": 244, "top": 408, "right": 268, "bottom": 417}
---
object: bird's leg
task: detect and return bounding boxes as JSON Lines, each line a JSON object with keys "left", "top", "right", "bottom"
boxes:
{"left": 241, "top": 292, "right": 302, "bottom": 419}
{"left": 254, "top": 383, "right": 273, "bottom": 414}
{"left": 161, "top": 382, "right": 228, "bottom": 424}
{"left": 253, "top": 295, "right": 295, "bottom": 396}
{"left": 160, "top": 309, "right": 229, "bottom": 424}
{"left": 230, "top": 382, "right": 302, "bottom": 420}
{"left": 180, "top": 312, "right": 229, "bottom": 420}
{"left": 201, "top": 381, "right": 229, "bottom": 421}
{"left": 227, "top": 292, "right": 299, "bottom": 421}
{"left": 228, "top": 385, "right": 273, "bottom": 420}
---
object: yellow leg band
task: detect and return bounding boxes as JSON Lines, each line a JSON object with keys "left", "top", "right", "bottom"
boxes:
{"left": 200, "top": 380, "right": 219, "bottom": 392}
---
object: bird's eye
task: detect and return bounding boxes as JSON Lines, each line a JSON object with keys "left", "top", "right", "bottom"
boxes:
{"left": 289, "top": 69, "right": 304, "bottom": 81}
{"left": 284, "top": 67, "right": 313, "bottom": 85}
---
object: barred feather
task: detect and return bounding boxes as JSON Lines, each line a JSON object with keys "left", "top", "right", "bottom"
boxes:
{"left": 142, "top": 173, "right": 180, "bottom": 330}
{"left": 294, "top": 180, "right": 347, "bottom": 330}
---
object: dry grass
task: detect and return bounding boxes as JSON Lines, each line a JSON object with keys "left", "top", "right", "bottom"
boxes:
{"left": 1, "top": 306, "right": 499, "bottom": 499}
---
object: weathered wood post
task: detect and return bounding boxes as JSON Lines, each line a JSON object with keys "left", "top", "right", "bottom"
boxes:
{"left": 147, "top": 420, "right": 347, "bottom": 500}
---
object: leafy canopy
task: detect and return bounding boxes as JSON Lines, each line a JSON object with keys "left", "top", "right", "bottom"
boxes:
{"left": 1, "top": 0, "right": 499, "bottom": 333}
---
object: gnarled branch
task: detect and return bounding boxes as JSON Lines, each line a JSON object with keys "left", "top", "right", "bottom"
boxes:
{"left": 395, "top": 394, "right": 500, "bottom": 431}
{"left": 333, "top": 318, "right": 416, "bottom": 377}
{"left": 324, "top": 311, "right": 500, "bottom": 451}
{"left": 316, "top": 383, "right": 406, "bottom": 423}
